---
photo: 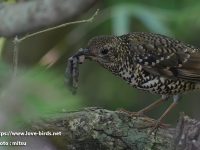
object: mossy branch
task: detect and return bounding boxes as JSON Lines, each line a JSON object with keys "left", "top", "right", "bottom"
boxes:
{"left": 20, "top": 108, "right": 200, "bottom": 150}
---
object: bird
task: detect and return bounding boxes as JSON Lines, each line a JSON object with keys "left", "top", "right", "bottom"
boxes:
{"left": 68, "top": 32, "right": 200, "bottom": 130}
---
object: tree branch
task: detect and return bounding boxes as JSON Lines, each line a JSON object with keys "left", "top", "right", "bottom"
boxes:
{"left": 30, "top": 107, "right": 178, "bottom": 149}
{"left": 26, "top": 108, "right": 200, "bottom": 149}
{"left": 0, "top": 0, "right": 98, "bottom": 37}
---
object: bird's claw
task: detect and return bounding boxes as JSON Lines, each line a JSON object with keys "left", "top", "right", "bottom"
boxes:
{"left": 148, "top": 120, "right": 170, "bottom": 134}
{"left": 117, "top": 108, "right": 170, "bottom": 134}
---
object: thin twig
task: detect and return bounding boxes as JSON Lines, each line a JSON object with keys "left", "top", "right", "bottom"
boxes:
{"left": 18, "top": 9, "right": 99, "bottom": 42}
{"left": 11, "top": 9, "right": 99, "bottom": 78}
{"left": 13, "top": 36, "right": 20, "bottom": 78}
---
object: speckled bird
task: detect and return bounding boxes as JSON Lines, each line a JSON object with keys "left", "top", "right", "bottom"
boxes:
{"left": 70, "top": 32, "right": 200, "bottom": 127}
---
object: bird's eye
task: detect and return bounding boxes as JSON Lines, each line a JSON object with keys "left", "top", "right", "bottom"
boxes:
{"left": 100, "top": 48, "right": 109, "bottom": 55}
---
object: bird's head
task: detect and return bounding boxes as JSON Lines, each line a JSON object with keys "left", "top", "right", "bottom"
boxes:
{"left": 80, "top": 35, "right": 124, "bottom": 71}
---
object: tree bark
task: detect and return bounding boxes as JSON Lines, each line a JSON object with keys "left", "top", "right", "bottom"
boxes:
{"left": 0, "top": 0, "right": 98, "bottom": 37}
{"left": 24, "top": 107, "right": 199, "bottom": 150}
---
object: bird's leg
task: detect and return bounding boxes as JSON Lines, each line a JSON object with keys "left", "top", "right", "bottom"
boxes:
{"left": 150, "top": 95, "right": 180, "bottom": 132}
{"left": 137, "top": 95, "right": 169, "bottom": 116}
{"left": 117, "top": 95, "right": 168, "bottom": 116}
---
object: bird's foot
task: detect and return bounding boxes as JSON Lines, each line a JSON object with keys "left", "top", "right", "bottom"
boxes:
{"left": 117, "top": 108, "right": 170, "bottom": 134}
{"left": 117, "top": 108, "right": 145, "bottom": 117}
{"left": 147, "top": 120, "right": 170, "bottom": 135}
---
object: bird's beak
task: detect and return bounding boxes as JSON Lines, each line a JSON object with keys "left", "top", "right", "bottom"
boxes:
{"left": 73, "top": 48, "right": 90, "bottom": 57}
{"left": 81, "top": 48, "right": 90, "bottom": 57}
{"left": 74, "top": 48, "right": 96, "bottom": 61}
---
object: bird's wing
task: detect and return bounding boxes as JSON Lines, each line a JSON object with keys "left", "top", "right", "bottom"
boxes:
{"left": 173, "top": 53, "right": 200, "bottom": 81}
{"left": 128, "top": 33, "right": 200, "bottom": 82}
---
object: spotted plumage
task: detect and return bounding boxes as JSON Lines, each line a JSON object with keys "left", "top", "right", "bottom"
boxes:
{"left": 85, "top": 32, "right": 200, "bottom": 97}
{"left": 67, "top": 32, "right": 200, "bottom": 129}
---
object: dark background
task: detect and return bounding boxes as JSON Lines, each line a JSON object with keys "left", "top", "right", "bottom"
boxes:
{"left": 1, "top": 0, "right": 200, "bottom": 132}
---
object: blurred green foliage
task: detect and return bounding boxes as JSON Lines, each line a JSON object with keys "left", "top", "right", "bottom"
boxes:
{"left": 1, "top": 0, "right": 200, "bottom": 132}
